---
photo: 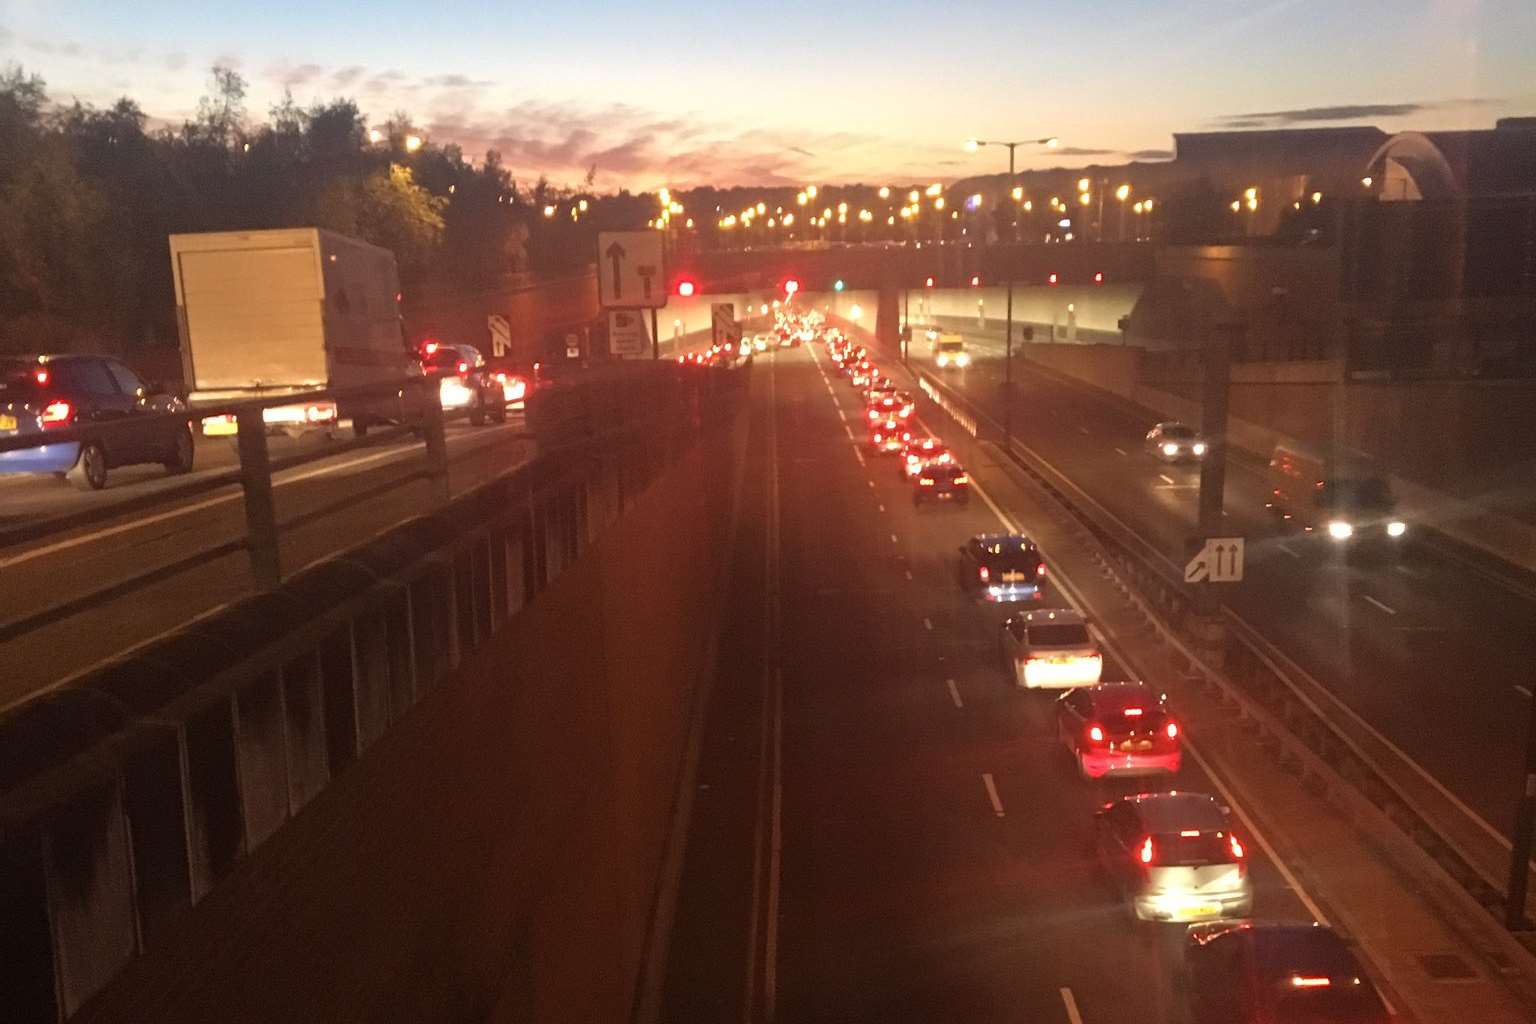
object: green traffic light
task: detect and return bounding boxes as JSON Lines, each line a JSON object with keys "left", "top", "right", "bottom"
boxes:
{"left": 834, "top": 279, "right": 845, "bottom": 291}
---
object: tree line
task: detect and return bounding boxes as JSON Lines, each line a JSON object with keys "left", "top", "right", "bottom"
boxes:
{"left": 0, "top": 64, "right": 653, "bottom": 357}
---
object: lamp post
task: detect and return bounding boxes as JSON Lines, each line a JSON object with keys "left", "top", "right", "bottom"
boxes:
{"left": 964, "top": 135, "right": 1059, "bottom": 451}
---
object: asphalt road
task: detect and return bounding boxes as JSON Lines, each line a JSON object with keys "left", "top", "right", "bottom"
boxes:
{"left": 660, "top": 346, "right": 1310, "bottom": 1023}
{"left": 0, "top": 417, "right": 535, "bottom": 711}
{"left": 908, "top": 330, "right": 1536, "bottom": 848}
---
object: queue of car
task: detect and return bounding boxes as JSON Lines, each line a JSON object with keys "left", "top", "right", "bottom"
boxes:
{"left": 816, "top": 330, "right": 1390, "bottom": 1023}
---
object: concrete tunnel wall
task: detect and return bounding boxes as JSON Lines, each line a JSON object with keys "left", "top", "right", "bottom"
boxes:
{"left": 71, "top": 405, "right": 750, "bottom": 1024}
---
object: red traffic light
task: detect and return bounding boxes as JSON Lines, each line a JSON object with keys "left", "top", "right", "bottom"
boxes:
{"left": 970, "top": 275, "right": 981, "bottom": 287}
{"left": 784, "top": 278, "right": 800, "bottom": 295}
{"left": 1047, "top": 273, "right": 1058, "bottom": 285}
{"left": 676, "top": 279, "right": 697, "bottom": 297}
{"left": 924, "top": 276, "right": 935, "bottom": 288}
{"left": 1093, "top": 271, "right": 1104, "bottom": 284}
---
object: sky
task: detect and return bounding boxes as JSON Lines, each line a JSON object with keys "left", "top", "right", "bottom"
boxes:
{"left": 2, "top": 0, "right": 1533, "bottom": 190}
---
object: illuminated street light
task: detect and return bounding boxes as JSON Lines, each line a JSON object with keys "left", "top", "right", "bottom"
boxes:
{"left": 1115, "top": 183, "right": 1131, "bottom": 201}
{"left": 1361, "top": 176, "right": 1373, "bottom": 187}
{"left": 543, "top": 205, "right": 556, "bottom": 218}
{"left": 578, "top": 198, "right": 589, "bottom": 211}
{"left": 969, "top": 193, "right": 983, "bottom": 208}
{"left": 783, "top": 212, "right": 795, "bottom": 226}
{"left": 909, "top": 189, "right": 921, "bottom": 203}
{"left": 934, "top": 196, "right": 946, "bottom": 210}
{"left": 1077, "top": 177, "right": 1090, "bottom": 193}
{"left": 768, "top": 217, "right": 777, "bottom": 227}
{"left": 926, "top": 183, "right": 943, "bottom": 197}
{"left": 1078, "top": 192, "right": 1092, "bottom": 206}
{"left": 686, "top": 217, "right": 695, "bottom": 228}
{"left": 1244, "top": 186, "right": 1258, "bottom": 201}
{"left": 1022, "top": 200, "right": 1033, "bottom": 212}
{"left": 1012, "top": 186, "right": 1024, "bottom": 201}
{"left": 367, "top": 128, "right": 384, "bottom": 144}
{"left": 887, "top": 215, "right": 895, "bottom": 225}
{"left": 1230, "top": 200, "right": 1241, "bottom": 212}
{"left": 405, "top": 134, "right": 423, "bottom": 152}
{"left": 756, "top": 201, "right": 766, "bottom": 214}
{"left": 837, "top": 201, "right": 849, "bottom": 214}
{"left": 1143, "top": 198, "right": 1154, "bottom": 212}
{"left": 1246, "top": 196, "right": 1258, "bottom": 211}
{"left": 1133, "top": 201, "right": 1144, "bottom": 213}
{"left": 807, "top": 185, "right": 819, "bottom": 199}
{"left": 1311, "top": 191, "right": 1322, "bottom": 204}
{"left": 797, "top": 191, "right": 808, "bottom": 205}
{"left": 878, "top": 186, "right": 891, "bottom": 199}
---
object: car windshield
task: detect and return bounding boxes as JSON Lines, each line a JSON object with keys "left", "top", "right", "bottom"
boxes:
{"left": 1320, "top": 478, "right": 1394, "bottom": 510}
{"left": 937, "top": 340, "right": 964, "bottom": 352}
{"left": 1162, "top": 425, "right": 1197, "bottom": 439}
{"left": 1028, "top": 624, "right": 1091, "bottom": 646}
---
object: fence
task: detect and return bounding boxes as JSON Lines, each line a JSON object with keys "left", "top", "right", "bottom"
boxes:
{"left": 0, "top": 362, "right": 749, "bottom": 1022}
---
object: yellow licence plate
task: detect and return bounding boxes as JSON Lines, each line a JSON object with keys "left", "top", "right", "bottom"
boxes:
{"left": 1001, "top": 572, "right": 1025, "bottom": 582}
{"left": 0, "top": 414, "right": 15, "bottom": 431}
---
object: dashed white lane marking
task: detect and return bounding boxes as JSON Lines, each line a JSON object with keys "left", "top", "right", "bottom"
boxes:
{"left": 1158, "top": 473, "right": 1176, "bottom": 485}
{"left": 877, "top": 503, "right": 886, "bottom": 512}
{"left": 853, "top": 447, "right": 867, "bottom": 467}
{"left": 1060, "top": 987, "right": 1085, "bottom": 1024}
{"left": 1277, "top": 541, "right": 1301, "bottom": 558}
{"left": 1515, "top": 685, "right": 1532, "bottom": 699}
{"left": 1361, "top": 594, "right": 1397, "bottom": 616}
{"left": 866, "top": 479, "right": 875, "bottom": 489}
{"left": 1113, "top": 447, "right": 1128, "bottom": 456}
{"left": 1077, "top": 426, "right": 1091, "bottom": 436}
{"left": 947, "top": 679, "right": 964, "bottom": 708}
{"left": 981, "top": 773, "right": 1005, "bottom": 816}
{"left": 904, "top": 568, "right": 913, "bottom": 581}
{"left": 890, "top": 532, "right": 899, "bottom": 544}
{"left": 922, "top": 616, "right": 933, "bottom": 631}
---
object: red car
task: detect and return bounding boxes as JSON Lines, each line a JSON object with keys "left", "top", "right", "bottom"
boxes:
{"left": 868, "top": 418, "right": 912, "bottom": 453}
{"left": 1056, "top": 681, "right": 1181, "bottom": 779}
{"left": 898, "top": 437, "right": 950, "bottom": 480}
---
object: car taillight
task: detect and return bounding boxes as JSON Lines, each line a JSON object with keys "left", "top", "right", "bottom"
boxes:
{"left": 39, "top": 400, "right": 74, "bottom": 428}
{"left": 953, "top": 474, "right": 969, "bottom": 484}
{"left": 457, "top": 360, "right": 469, "bottom": 375}
{"left": 33, "top": 368, "right": 49, "bottom": 385}
{"left": 1138, "top": 836, "right": 1155, "bottom": 864}
{"left": 919, "top": 478, "right": 935, "bottom": 486}
{"left": 868, "top": 409, "right": 879, "bottom": 420}
{"left": 494, "top": 371, "right": 508, "bottom": 384}
{"left": 978, "top": 565, "right": 990, "bottom": 582}
{"left": 873, "top": 433, "right": 883, "bottom": 442}
{"left": 1123, "top": 707, "right": 1144, "bottom": 717}
{"left": 1165, "top": 721, "right": 1179, "bottom": 739}
{"left": 1087, "top": 724, "right": 1105, "bottom": 744}
{"left": 1229, "top": 833, "right": 1245, "bottom": 859}
{"left": 1036, "top": 563, "right": 1048, "bottom": 578}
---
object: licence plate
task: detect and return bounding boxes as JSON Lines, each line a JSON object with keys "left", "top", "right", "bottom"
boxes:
{"left": 936, "top": 491, "right": 954, "bottom": 500}
{"left": 1118, "top": 740, "right": 1152, "bottom": 751}
{"left": 0, "top": 414, "right": 15, "bottom": 431}
{"left": 1001, "top": 572, "right": 1025, "bottom": 582}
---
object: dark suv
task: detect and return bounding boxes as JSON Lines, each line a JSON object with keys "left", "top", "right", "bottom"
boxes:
{"left": 1185, "top": 921, "right": 1390, "bottom": 1023}
{"left": 957, "top": 533, "right": 1047, "bottom": 602}
{"left": 0, "top": 355, "right": 192, "bottom": 490}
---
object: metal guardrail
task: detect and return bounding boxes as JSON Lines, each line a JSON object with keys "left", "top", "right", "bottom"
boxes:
{"left": 907, "top": 362, "right": 1536, "bottom": 928}
{"left": 0, "top": 371, "right": 573, "bottom": 649}
{"left": 0, "top": 363, "right": 750, "bottom": 1023}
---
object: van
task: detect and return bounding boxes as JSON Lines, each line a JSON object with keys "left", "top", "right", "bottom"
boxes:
{"left": 1266, "top": 444, "right": 1408, "bottom": 545}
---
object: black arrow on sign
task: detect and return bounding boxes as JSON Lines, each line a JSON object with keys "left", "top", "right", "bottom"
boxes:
{"left": 605, "top": 241, "right": 627, "bottom": 300}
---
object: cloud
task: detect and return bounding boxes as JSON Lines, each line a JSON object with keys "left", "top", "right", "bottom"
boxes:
{"left": 330, "top": 65, "right": 365, "bottom": 89}
{"left": 0, "top": 25, "right": 13, "bottom": 45}
{"left": 1212, "top": 98, "right": 1500, "bottom": 129}
{"left": 789, "top": 145, "right": 815, "bottom": 157}
{"left": 1127, "top": 148, "right": 1174, "bottom": 160}
{"left": 421, "top": 73, "right": 491, "bottom": 89}
{"left": 163, "top": 51, "right": 187, "bottom": 71}
{"left": 1051, "top": 146, "right": 1116, "bottom": 156}
{"left": 361, "top": 69, "right": 407, "bottom": 93}
{"left": 266, "top": 62, "right": 325, "bottom": 88}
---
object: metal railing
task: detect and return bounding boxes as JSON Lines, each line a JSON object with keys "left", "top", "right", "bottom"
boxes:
{"left": 907, "top": 361, "right": 1536, "bottom": 929}
{"left": 0, "top": 362, "right": 749, "bottom": 1022}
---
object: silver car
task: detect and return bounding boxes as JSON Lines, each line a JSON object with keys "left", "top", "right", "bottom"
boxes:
{"left": 1145, "top": 421, "right": 1207, "bottom": 462}
{"left": 998, "top": 609, "right": 1103, "bottom": 689}
{"left": 1095, "top": 792, "right": 1253, "bottom": 923}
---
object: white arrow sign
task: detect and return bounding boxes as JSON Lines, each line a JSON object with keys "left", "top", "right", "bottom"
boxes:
{"left": 1185, "top": 537, "right": 1245, "bottom": 583}
{"left": 598, "top": 231, "right": 666, "bottom": 309}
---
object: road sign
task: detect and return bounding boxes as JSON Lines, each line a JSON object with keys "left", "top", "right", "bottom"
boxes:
{"left": 487, "top": 314, "right": 511, "bottom": 357}
{"left": 565, "top": 332, "right": 581, "bottom": 359}
{"left": 598, "top": 231, "right": 665, "bottom": 308}
{"left": 608, "top": 310, "right": 651, "bottom": 358}
{"left": 1184, "top": 537, "right": 1245, "bottom": 583}
{"left": 711, "top": 303, "right": 739, "bottom": 347}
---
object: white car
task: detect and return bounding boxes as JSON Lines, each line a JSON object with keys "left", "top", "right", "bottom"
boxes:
{"left": 1145, "top": 421, "right": 1207, "bottom": 462}
{"left": 999, "top": 609, "right": 1102, "bottom": 689}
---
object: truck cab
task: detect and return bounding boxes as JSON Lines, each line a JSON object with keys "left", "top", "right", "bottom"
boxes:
{"left": 931, "top": 332, "right": 969, "bottom": 368}
{"left": 1266, "top": 445, "right": 1408, "bottom": 548}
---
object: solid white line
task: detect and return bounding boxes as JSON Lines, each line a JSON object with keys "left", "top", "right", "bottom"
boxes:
{"left": 1277, "top": 541, "right": 1301, "bottom": 559}
{"left": 1113, "top": 447, "right": 1127, "bottom": 456}
{"left": 1515, "top": 685, "right": 1532, "bottom": 699}
{"left": 1059, "top": 987, "right": 1085, "bottom": 1024}
{"left": 1158, "top": 473, "right": 1176, "bottom": 485}
{"left": 967, "top": 474, "right": 1022, "bottom": 534}
{"left": 981, "top": 773, "right": 1005, "bottom": 816}
{"left": 947, "top": 679, "right": 963, "bottom": 708}
{"left": 923, "top": 616, "right": 933, "bottom": 631}
{"left": 1361, "top": 594, "right": 1397, "bottom": 616}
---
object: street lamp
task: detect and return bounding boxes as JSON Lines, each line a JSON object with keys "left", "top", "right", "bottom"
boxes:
{"left": 404, "top": 134, "right": 423, "bottom": 152}
{"left": 963, "top": 133, "right": 1060, "bottom": 451}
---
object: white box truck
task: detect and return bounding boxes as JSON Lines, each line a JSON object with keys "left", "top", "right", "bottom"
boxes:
{"left": 169, "top": 227, "right": 419, "bottom": 438}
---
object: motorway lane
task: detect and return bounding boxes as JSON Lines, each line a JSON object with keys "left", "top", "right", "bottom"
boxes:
{"left": 909, "top": 329, "right": 1536, "bottom": 845}
{"left": 663, "top": 345, "right": 1311, "bottom": 1024}
{"left": 0, "top": 418, "right": 534, "bottom": 710}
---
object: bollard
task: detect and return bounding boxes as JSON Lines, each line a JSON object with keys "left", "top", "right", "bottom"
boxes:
{"left": 236, "top": 408, "right": 282, "bottom": 589}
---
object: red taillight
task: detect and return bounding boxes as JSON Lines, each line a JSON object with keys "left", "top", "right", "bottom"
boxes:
{"left": 978, "top": 565, "right": 990, "bottom": 582}
{"left": 39, "top": 400, "right": 74, "bottom": 428}
{"left": 1036, "top": 563, "right": 1048, "bottom": 578}
{"left": 1289, "top": 976, "right": 1330, "bottom": 989}
{"left": 1138, "top": 836, "right": 1155, "bottom": 864}
{"left": 868, "top": 409, "right": 879, "bottom": 420}
{"left": 457, "top": 360, "right": 469, "bottom": 375}
{"left": 1165, "top": 721, "right": 1179, "bottom": 739}
{"left": 953, "top": 474, "right": 969, "bottom": 484}
{"left": 494, "top": 371, "right": 508, "bottom": 383}
{"left": 422, "top": 340, "right": 440, "bottom": 356}
{"left": 1123, "top": 707, "right": 1144, "bottom": 717}
{"left": 33, "top": 368, "right": 49, "bottom": 385}
{"left": 873, "top": 433, "right": 883, "bottom": 442}
{"left": 1048, "top": 273, "right": 1059, "bottom": 285}
{"left": 1229, "top": 834, "right": 1245, "bottom": 859}
{"left": 1087, "top": 724, "right": 1105, "bottom": 744}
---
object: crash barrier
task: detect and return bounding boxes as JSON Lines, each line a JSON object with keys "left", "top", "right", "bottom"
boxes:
{"left": 908, "top": 363, "right": 1536, "bottom": 934}
{"left": 0, "top": 363, "right": 748, "bottom": 1023}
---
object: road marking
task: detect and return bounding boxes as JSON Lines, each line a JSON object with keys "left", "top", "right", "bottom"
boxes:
{"left": 890, "top": 532, "right": 899, "bottom": 544}
{"left": 923, "top": 616, "right": 933, "bottom": 631}
{"left": 1113, "top": 447, "right": 1127, "bottom": 456}
{"left": 852, "top": 447, "right": 867, "bottom": 467}
{"left": 877, "top": 503, "right": 885, "bottom": 512}
{"left": 1516, "top": 685, "right": 1532, "bottom": 700}
{"left": 866, "top": 479, "right": 875, "bottom": 489}
{"left": 947, "top": 678, "right": 964, "bottom": 708}
{"left": 981, "top": 773, "right": 1005, "bottom": 816}
{"left": 1060, "top": 988, "right": 1085, "bottom": 1024}
{"left": 1077, "top": 426, "right": 1091, "bottom": 436}
{"left": 1361, "top": 594, "right": 1397, "bottom": 616}
{"left": 1276, "top": 541, "right": 1300, "bottom": 558}
{"left": 904, "top": 568, "right": 913, "bottom": 581}
{"left": 1158, "top": 473, "right": 1176, "bottom": 485}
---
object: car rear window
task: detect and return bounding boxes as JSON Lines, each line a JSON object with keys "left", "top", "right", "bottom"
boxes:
{"left": 0, "top": 360, "right": 41, "bottom": 391}
{"left": 1027, "top": 624, "right": 1091, "bottom": 646}
{"left": 1151, "top": 832, "right": 1232, "bottom": 865}
{"left": 1090, "top": 687, "right": 1162, "bottom": 714}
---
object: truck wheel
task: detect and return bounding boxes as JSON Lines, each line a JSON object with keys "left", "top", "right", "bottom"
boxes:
{"left": 163, "top": 428, "right": 194, "bottom": 475}
{"left": 67, "top": 442, "right": 108, "bottom": 491}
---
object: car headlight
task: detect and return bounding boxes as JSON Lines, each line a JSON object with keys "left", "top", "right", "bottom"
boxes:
{"left": 1387, "top": 521, "right": 1407, "bottom": 537}
{"left": 1191, "top": 442, "right": 1207, "bottom": 456}
{"left": 1162, "top": 442, "right": 1179, "bottom": 456}
{"left": 1327, "top": 520, "right": 1354, "bottom": 540}
{"left": 955, "top": 353, "right": 970, "bottom": 366}
{"left": 936, "top": 354, "right": 948, "bottom": 366}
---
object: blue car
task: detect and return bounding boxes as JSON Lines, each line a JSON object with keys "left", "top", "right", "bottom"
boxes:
{"left": 957, "top": 533, "right": 1048, "bottom": 602}
{"left": 0, "top": 355, "right": 193, "bottom": 490}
